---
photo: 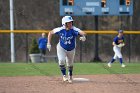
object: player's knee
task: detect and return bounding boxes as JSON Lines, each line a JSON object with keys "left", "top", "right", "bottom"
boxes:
{"left": 58, "top": 59, "right": 65, "bottom": 65}
{"left": 113, "top": 57, "right": 117, "bottom": 60}
{"left": 118, "top": 55, "right": 122, "bottom": 58}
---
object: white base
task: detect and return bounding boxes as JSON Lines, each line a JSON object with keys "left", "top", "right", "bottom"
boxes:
{"left": 73, "top": 78, "right": 90, "bottom": 82}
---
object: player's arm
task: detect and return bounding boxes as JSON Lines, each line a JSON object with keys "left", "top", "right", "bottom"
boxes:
{"left": 122, "top": 37, "right": 125, "bottom": 46}
{"left": 79, "top": 31, "right": 86, "bottom": 41}
{"left": 73, "top": 27, "right": 86, "bottom": 41}
{"left": 79, "top": 30, "right": 86, "bottom": 36}
{"left": 113, "top": 41, "right": 125, "bottom": 47}
{"left": 47, "top": 31, "right": 54, "bottom": 51}
{"left": 47, "top": 27, "right": 61, "bottom": 51}
{"left": 48, "top": 31, "right": 54, "bottom": 45}
{"left": 112, "top": 37, "right": 118, "bottom": 46}
{"left": 112, "top": 42, "right": 116, "bottom": 46}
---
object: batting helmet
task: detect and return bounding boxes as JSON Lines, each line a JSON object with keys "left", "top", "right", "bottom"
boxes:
{"left": 62, "top": 16, "right": 74, "bottom": 25}
{"left": 118, "top": 30, "right": 123, "bottom": 33}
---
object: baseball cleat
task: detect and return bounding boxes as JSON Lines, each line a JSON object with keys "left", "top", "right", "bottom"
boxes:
{"left": 68, "top": 79, "right": 72, "bottom": 83}
{"left": 121, "top": 64, "right": 126, "bottom": 68}
{"left": 107, "top": 63, "right": 112, "bottom": 67}
{"left": 63, "top": 75, "right": 68, "bottom": 82}
{"left": 68, "top": 76, "right": 73, "bottom": 83}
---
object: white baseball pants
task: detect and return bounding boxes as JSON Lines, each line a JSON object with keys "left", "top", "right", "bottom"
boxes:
{"left": 113, "top": 46, "right": 123, "bottom": 59}
{"left": 56, "top": 42, "right": 75, "bottom": 66}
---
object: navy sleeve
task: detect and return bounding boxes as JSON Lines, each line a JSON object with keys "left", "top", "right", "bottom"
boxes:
{"left": 113, "top": 37, "right": 118, "bottom": 45}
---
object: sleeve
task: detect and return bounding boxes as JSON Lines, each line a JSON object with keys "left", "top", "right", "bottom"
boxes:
{"left": 73, "top": 26, "right": 81, "bottom": 32}
{"left": 113, "top": 37, "right": 118, "bottom": 45}
{"left": 73, "top": 26, "right": 82, "bottom": 36}
{"left": 52, "top": 27, "right": 63, "bottom": 34}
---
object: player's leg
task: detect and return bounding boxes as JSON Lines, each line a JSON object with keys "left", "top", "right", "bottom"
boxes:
{"left": 111, "top": 46, "right": 118, "bottom": 63}
{"left": 39, "top": 49, "right": 44, "bottom": 62}
{"left": 67, "top": 66, "right": 73, "bottom": 83}
{"left": 66, "top": 49, "right": 75, "bottom": 83}
{"left": 108, "top": 54, "right": 117, "bottom": 67}
{"left": 42, "top": 49, "right": 46, "bottom": 62}
{"left": 114, "top": 47, "right": 125, "bottom": 67}
{"left": 110, "top": 54, "right": 117, "bottom": 63}
{"left": 108, "top": 46, "right": 117, "bottom": 67}
{"left": 57, "top": 43, "right": 67, "bottom": 81}
{"left": 60, "top": 65, "right": 68, "bottom": 81}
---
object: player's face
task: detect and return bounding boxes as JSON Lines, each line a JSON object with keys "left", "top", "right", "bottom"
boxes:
{"left": 42, "top": 33, "right": 46, "bottom": 38}
{"left": 66, "top": 22, "right": 73, "bottom": 30}
{"left": 118, "top": 32, "right": 123, "bottom": 37}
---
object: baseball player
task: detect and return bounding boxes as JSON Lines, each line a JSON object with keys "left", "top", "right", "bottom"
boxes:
{"left": 47, "top": 16, "right": 86, "bottom": 83}
{"left": 108, "top": 30, "right": 126, "bottom": 67}
{"left": 38, "top": 33, "right": 48, "bottom": 62}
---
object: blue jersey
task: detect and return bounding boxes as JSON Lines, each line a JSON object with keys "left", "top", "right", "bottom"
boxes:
{"left": 53, "top": 26, "right": 81, "bottom": 51}
{"left": 113, "top": 36, "right": 124, "bottom": 45}
{"left": 38, "top": 37, "right": 47, "bottom": 50}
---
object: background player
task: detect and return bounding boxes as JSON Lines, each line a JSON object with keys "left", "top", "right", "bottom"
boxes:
{"left": 47, "top": 16, "right": 86, "bottom": 83}
{"left": 108, "top": 30, "right": 126, "bottom": 67}
{"left": 38, "top": 33, "right": 48, "bottom": 62}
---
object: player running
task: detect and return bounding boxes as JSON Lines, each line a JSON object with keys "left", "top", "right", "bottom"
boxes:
{"left": 47, "top": 16, "right": 86, "bottom": 83}
{"left": 108, "top": 30, "right": 126, "bottom": 68}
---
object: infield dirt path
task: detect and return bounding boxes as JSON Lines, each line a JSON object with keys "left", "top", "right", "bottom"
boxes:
{"left": 0, "top": 74, "right": 139, "bottom": 93}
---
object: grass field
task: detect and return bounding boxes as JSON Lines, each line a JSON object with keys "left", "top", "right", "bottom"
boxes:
{"left": 0, "top": 63, "right": 140, "bottom": 76}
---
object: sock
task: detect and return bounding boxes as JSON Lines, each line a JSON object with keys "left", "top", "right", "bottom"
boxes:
{"left": 110, "top": 58, "right": 115, "bottom": 63}
{"left": 68, "top": 70, "right": 72, "bottom": 77}
{"left": 60, "top": 65, "right": 66, "bottom": 76}
{"left": 119, "top": 58, "right": 123, "bottom": 64}
{"left": 68, "top": 66, "right": 73, "bottom": 76}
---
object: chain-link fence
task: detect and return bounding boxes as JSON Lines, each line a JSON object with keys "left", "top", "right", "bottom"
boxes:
{"left": 0, "top": 32, "right": 140, "bottom": 63}
{"left": 0, "top": 0, "right": 140, "bottom": 63}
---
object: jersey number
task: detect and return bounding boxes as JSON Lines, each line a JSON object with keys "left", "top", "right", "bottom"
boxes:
{"left": 64, "top": 40, "right": 71, "bottom": 45}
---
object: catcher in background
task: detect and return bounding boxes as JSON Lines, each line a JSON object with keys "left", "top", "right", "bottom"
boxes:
{"left": 108, "top": 30, "right": 126, "bottom": 67}
{"left": 47, "top": 16, "right": 86, "bottom": 83}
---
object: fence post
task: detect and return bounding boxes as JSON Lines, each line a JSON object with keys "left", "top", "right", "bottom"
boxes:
{"left": 91, "top": 16, "right": 102, "bottom": 62}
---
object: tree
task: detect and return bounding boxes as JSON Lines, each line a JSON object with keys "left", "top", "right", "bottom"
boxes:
{"left": 29, "top": 38, "right": 40, "bottom": 54}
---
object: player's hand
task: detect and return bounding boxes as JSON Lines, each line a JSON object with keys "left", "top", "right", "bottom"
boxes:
{"left": 117, "top": 43, "right": 125, "bottom": 48}
{"left": 79, "top": 36, "right": 86, "bottom": 42}
{"left": 122, "top": 43, "right": 125, "bottom": 46}
{"left": 47, "top": 44, "right": 51, "bottom": 51}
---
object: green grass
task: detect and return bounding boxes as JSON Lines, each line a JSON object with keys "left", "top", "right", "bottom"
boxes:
{"left": 0, "top": 63, "right": 140, "bottom": 76}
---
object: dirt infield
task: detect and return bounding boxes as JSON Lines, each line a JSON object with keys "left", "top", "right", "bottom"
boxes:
{"left": 0, "top": 74, "right": 139, "bottom": 93}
